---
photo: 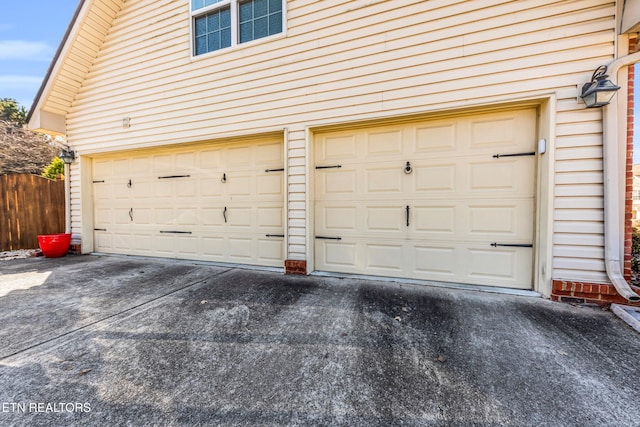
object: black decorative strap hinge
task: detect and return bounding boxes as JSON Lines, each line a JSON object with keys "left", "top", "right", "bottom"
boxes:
{"left": 493, "top": 152, "right": 535, "bottom": 159}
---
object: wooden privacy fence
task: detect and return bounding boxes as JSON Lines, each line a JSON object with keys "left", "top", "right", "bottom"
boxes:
{"left": 0, "top": 174, "right": 65, "bottom": 251}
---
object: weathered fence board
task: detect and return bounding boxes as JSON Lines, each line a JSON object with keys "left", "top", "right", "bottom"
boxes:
{"left": 0, "top": 174, "right": 65, "bottom": 251}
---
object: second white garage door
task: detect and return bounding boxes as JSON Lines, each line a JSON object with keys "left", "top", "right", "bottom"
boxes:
{"left": 314, "top": 109, "right": 537, "bottom": 289}
{"left": 92, "top": 136, "right": 285, "bottom": 267}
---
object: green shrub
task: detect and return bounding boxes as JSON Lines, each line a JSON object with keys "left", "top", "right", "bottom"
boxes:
{"left": 42, "top": 157, "right": 64, "bottom": 180}
{"left": 632, "top": 227, "right": 640, "bottom": 273}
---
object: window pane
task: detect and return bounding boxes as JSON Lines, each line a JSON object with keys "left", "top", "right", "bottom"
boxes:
{"left": 192, "top": 0, "right": 223, "bottom": 11}
{"left": 268, "top": 0, "right": 281, "bottom": 12}
{"left": 207, "top": 14, "right": 219, "bottom": 31}
{"left": 254, "top": 16, "right": 268, "bottom": 39}
{"left": 193, "top": 6, "right": 231, "bottom": 55}
{"left": 254, "top": 0, "right": 267, "bottom": 16}
{"left": 208, "top": 32, "right": 220, "bottom": 51}
{"left": 239, "top": 2, "right": 252, "bottom": 23}
{"left": 192, "top": 0, "right": 205, "bottom": 11}
{"left": 269, "top": 13, "right": 282, "bottom": 34}
{"left": 195, "top": 16, "right": 207, "bottom": 36}
{"left": 239, "top": 0, "right": 282, "bottom": 44}
{"left": 220, "top": 8, "right": 231, "bottom": 27}
{"left": 195, "top": 36, "right": 207, "bottom": 55}
{"left": 221, "top": 27, "right": 231, "bottom": 48}
{"left": 239, "top": 21, "right": 253, "bottom": 43}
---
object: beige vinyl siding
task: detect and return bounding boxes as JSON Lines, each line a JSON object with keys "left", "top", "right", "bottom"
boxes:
{"left": 287, "top": 127, "right": 307, "bottom": 260}
{"left": 64, "top": 0, "right": 616, "bottom": 283}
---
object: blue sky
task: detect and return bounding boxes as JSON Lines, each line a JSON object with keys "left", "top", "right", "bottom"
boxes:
{"left": 0, "top": 1, "right": 79, "bottom": 110}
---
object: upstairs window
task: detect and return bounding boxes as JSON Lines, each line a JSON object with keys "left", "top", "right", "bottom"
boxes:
{"left": 192, "top": 0, "right": 284, "bottom": 56}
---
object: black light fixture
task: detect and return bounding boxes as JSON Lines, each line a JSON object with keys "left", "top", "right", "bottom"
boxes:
{"left": 580, "top": 65, "right": 621, "bottom": 108}
{"left": 59, "top": 146, "right": 75, "bottom": 164}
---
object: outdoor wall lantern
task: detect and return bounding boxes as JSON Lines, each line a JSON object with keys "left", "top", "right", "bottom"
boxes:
{"left": 59, "top": 146, "right": 76, "bottom": 164}
{"left": 580, "top": 65, "right": 621, "bottom": 108}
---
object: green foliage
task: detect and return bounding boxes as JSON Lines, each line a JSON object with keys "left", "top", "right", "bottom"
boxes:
{"left": 632, "top": 227, "right": 640, "bottom": 273}
{"left": 0, "top": 98, "right": 27, "bottom": 126}
{"left": 42, "top": 157, "right": 65, "bottom": 180}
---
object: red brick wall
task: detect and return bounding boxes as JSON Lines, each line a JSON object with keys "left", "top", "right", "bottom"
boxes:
{"left": 285, "top": 259, "right": 307, "bottom": 275}
{"left": 624, "top": 36, "right": 637, "bottom": 281}
{"left": 551, "top": 280, "right": 640, "bottom": 307}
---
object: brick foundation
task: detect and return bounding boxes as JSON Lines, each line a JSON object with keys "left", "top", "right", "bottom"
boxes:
{"left": 284, "top": 259, "right": 307, "bottom": 275}
{"left": 68, "top": 242, "right": 82, "bottom": 255}
{"left": 551, "top": 280, "right": 640, "bottom": 307}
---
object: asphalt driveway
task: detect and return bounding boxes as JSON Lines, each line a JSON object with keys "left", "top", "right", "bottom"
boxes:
{"left": 0, "top": 255, "right": 639, "bottom": 426}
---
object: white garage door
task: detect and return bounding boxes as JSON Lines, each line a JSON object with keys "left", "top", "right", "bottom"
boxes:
{"left": 92, "top": 136, "right": 285, "bottom": 267}
{"left": 314, "top": 109, "right": 537, "bottom": 289}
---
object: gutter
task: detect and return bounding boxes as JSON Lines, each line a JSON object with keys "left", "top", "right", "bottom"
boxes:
{"left": 602, "top": 51, "right": 640, "bottom": 302}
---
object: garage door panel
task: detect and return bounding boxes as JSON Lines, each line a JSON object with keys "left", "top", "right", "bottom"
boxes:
{"left": 466, "top": 246, "right": 531, "bottom": 286}
{"left": 413, "top": 246, "right": 456, "bottom": 276}
{"left": 257, "top": 207, "right": 284, "bottom": 228}
{"left": 255, "top": 142, "right": 284, "bottom": 165}
{"left": 413, "top": 206, "right": 456, "bottom": 233}
{"left": 317, "top": 170, "right": 357, "bottom": 195}
{"left": 415, "top": 123, "right": 457, "bottom": 152}
{"left": 366, "top": 168, "right": 403, "bottom": 193}
{"left": 257, "top": 174, "right": 283, "bottom": 196}
{"left": 93, "top": 137, "right": 284, "bottom": 267}
{"left": 466, "top": 201, "right": 534, "bottom": 238}
{"left": 365, "top": 244, "right": 403, "bottom": 272}
{"left": 366, "top": 130, "right": 403, "bottom": 156}
{"left": 315, "top": 108, "right": 536, "bottom": 289}
{"left": 258, "top": 239, "right": 285, "bottom": 261}
{"left": 318, "top": 134, "right": 357, "bottom": 161}
{"left": 414, "top": 164, "right": 456, "bottom": 192}
{"left": 367, "top": 206, "right": 404, "bottom": 232}
{"left": 468, "top": 159, "right": 534, "bottom": 194}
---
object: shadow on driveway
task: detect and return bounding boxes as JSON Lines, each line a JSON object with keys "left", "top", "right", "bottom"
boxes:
{"left": 1, "top": 255, "right": 639, "bottom": 426}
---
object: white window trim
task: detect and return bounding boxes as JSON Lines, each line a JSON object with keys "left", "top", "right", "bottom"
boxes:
{"left": 190, "top": 0, "right": 287, "bottom": 58}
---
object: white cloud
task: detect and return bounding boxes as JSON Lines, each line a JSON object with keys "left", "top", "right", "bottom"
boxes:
{"left": 0, "top": 75, "right": 43, "bottom": 87}
{"left": 0, "top": 40, "right": 52, "bottom": 60}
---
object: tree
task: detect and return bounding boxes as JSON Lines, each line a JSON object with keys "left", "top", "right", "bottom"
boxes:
{"left": 0, "top": 98, "right": 27, "bottom": 126}
{"left": 0, "top": 109, "right": 59, "bottom": 175}
{"left": 42, "top": 157, "right": 65, "bottom": 179}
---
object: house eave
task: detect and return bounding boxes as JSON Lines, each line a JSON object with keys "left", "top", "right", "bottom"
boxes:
{"left": 621, "top": 0, "right": 640, "bottom": 34}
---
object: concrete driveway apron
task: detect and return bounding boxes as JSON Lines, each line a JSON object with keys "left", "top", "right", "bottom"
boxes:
{"left": 1, "top": 255, "right": 639, "bottom": 426}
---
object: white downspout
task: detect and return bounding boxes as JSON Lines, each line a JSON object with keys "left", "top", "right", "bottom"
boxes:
{"left": 602, "top": 51, "right": 640, "bottom": 302}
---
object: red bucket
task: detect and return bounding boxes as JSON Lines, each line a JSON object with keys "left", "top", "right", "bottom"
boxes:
{"left": 37, "top": 233, "right": 72, "bottom": 258}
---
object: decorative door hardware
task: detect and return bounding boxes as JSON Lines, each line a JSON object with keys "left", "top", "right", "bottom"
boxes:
{"left": 129, "top": 208, "right": 133, "bottom": 222}
{"left": 158, "top": 175, "right": 191, "bottom": 179}
{"left": 265, "top": 234, "right": 285, "bottom": 238}
{"left": 315, "top": 236, "right": 342, "bottom": 240}
{"left": 492, "top": 152, "right": 535, "bottom": 159}
{"left": 127, "top": 179, "right": 132, "bottom": 188}
{"left": 406, "top": 205, "right": 410, "bottom": 226}
{"left": 404, "top": 161, "right": 412, "bottom": 174}
{"left": 221, "top": 173, "right": 227, "bottom": 183}
{"left": 160, "top": 231, "right": 193, "bottom": 234}
{"left": 92, "top": 180, "right": 105, "bottom": 183}
{"left": 94, "top": 228, "right": 107, "bottom": 231}
{"left": 265, "top": 168, "right": 285, "bottom": 172}
{"left": 490, "top": 243, "right": 533, "bottom": 248}
{"left": 223, "top": 207, "right": 228, "bottom": 223}
{"left": 315, "top": 165, "right": 342, "bottom": 169}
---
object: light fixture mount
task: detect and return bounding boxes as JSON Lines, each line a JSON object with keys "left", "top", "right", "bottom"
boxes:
{"left": 580, "top": 65, "right": 620, "bottom": 108}
{"left": 59, "top": 147, "right": 76, "bottom": 164}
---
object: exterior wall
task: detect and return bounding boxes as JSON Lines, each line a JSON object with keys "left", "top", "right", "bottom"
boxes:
{"left": 64, "top": 0, "right": 621, "bottom": 294}
{"left": 625, "top": 36, "right": 637, "bottom": 281}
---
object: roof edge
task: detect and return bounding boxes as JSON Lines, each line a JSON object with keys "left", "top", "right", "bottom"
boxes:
{"left": 26, "top": 0, "right": 87, "bottom": 124}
